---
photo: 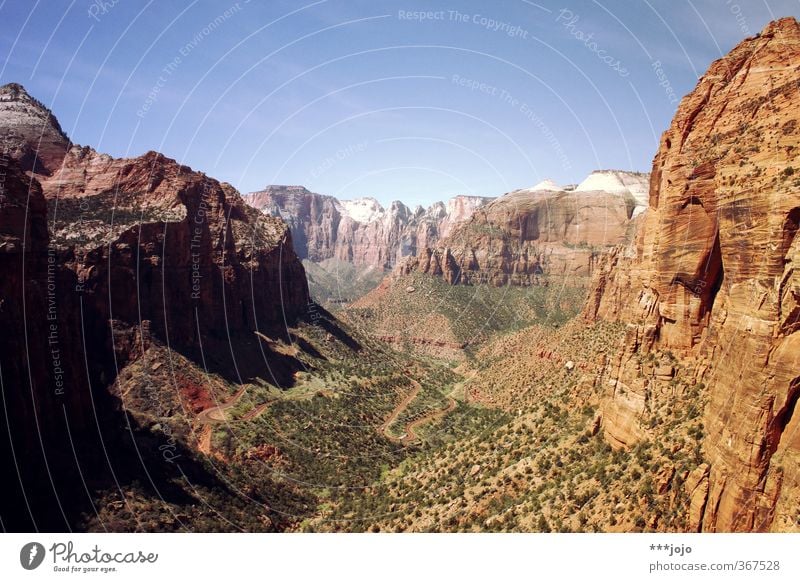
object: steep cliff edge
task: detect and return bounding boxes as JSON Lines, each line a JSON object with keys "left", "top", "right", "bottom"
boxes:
{"left": 583, "top": 17, "right": 800, "bottom": 532}
{"left": 0, "top": 84, "right": 311, "bottom": 530}
{"left": 0, "top": 82, "right": 71, "bottom": 175}
{"left": 40, "top": 146, "right": 309, "bottom": 351}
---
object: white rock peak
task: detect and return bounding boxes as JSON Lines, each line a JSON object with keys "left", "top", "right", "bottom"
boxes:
{"left": 339, "top": 197, "right": 385, "bottom": 223}
{"left": 576, "top": 170, "right": 650, "bottom": 211}
{"left": 527, "top": 179, "right": 561, "bottom": 192}
{"left": 577, "top": 170, "right": 647, "bottom": 194}
{"left": 445, "top": 195, "right": 492, "bottom": 220}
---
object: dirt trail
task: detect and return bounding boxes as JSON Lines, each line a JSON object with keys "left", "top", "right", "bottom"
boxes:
{"left": 240, "top": 401, "right": 273, "bottom": 421}
{"left": 373, "top": 335, "right": 468, "bottom": 349}
{"left": 380, "top": 377, "right": 457, "bottom": 444}
{"left": 195, "top": 391, "right": 275, "bottom": 456}
{"left": 380, "top": 380, "right": 421, "bottom": 441}
{"left": 197, "top": 425, "right": 213, "bottom": 455}
{"left": 196, "top": 387, "right": 247, "bottom": 425}
{"left": 405, "top": 397, "right": 457, "bottom": 441}
{"left": 196, "top": 386, "right": 276, "bottom": 424}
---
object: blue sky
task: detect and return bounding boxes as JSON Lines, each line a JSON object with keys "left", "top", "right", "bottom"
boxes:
{"left": 1, "top": 0, "right": 798, "bottom": 207}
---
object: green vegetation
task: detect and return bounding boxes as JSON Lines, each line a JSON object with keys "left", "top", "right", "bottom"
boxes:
{"left": 47, "top": 190, "right": 184, "bottom": 247}
{"left": 346, "top": 272, "right": 586, "bottom": 355}
{"left": 82, "top": 269, "right": 708, "bottom": 533}
{"left": 303, "top": 258, "right": 386, "bottom": 308}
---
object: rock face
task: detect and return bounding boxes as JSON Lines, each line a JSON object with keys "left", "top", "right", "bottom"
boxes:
{"left": 0, "top": 160, "right": 59, "bottom": 529}
{"left": 0, "top": 82, "right": 71, "bottom": 175}
{"left": 39, "top": 147, "right": 309, "bottom": 347}
{"left": 0, "top": 83, "right": 309, "bottom": 530}
{"left": 244, "top": 185, "right": 493, "bottom": 269}
{"left": 398, "top": 181, "right": 643, "bottom": 286}
{"left": 583, "top": 18, "right": 800, "bottom": 532}
{"left": 576, "top": 170, "right": 650, "bottom": 215}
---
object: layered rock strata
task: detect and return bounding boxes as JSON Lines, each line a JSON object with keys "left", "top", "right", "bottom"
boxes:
{"left": 583, "top": 17, "right": 800, "bottom": 532}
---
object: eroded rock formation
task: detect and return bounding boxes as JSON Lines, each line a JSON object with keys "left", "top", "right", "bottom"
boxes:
{"left": 398, "top": 181, "right": 644, "bottom": 286}
{"left": 245, "top": 185, "right": 493, "bottom": 269}
{"left": 583, "top": 17, "right": 800, "bottom": 532}
{"left": 0, "top": 83, "right": 309, "bottom": 530}
{"left": 0, "top": 82, "right": 71, "bottom": 175}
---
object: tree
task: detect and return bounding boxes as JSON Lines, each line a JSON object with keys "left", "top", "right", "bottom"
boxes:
{"left": 537, "top": 514, "right": 551, "bottom": 532}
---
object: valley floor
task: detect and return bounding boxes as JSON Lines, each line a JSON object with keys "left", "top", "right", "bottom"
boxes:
{"left": 81, "top": 275, "right": 702, "bottom": 533}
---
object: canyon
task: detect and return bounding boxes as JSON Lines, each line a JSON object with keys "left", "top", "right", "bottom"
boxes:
{"left": 0, "top": 16, "right": 798, "bottom": 534}
{"left": 336, "top": 17, "right": 800, "bottom": 532}
{"left": 394, "top": 173, "right": 647, "bottom": 287}
{"left": 247, "top": 171, "right": 649, "bottom": 304}
{"left": 244, "top": 185, "right": 494, "bottom": 269}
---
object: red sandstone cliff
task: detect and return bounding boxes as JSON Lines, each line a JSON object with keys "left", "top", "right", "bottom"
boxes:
{"left": 584, "top": 17, "right": 800, "bottom": 532}
{"left": 0, "top": 83, "right": 310, "bottom": 530}
{"left": 398, "top": 183, "right": 641, "bottom": 286}
{"left": 40, "top": 146, "right": 309, "bottom": 349}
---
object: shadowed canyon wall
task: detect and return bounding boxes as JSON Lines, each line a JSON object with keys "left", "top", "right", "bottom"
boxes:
{"left": 0, "top": 83, "right": 310, "bottom": 530}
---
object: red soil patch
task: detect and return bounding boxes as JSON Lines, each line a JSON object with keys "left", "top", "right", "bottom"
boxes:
{"left": 177, "top": 378, "right": 215, "bottom": 414}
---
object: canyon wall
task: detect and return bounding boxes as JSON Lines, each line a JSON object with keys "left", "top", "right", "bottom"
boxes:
{"left": 247, "top": 172, "right": 649, "bottom": 283}
{"left": 583, "top": 17, "right": 800, "bottom": 532}
{"left": 0, "top": 83, "right": 310, "bottom": 530}
{"left": 398, "top": 179, "right": 644, "bottom": 286}
{"left": 244, "top": 185, "right": 492, "bottom": 269}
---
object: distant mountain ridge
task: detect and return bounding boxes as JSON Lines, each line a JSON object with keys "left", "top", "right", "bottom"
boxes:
{"left": 244, "top": 171, "right": 649, "bottom": 272}
{"left": 244, "top": 185, "right": 493, "bottom": 269}
{"left": 389, "top": 171, "right": 650, "bottom": 287}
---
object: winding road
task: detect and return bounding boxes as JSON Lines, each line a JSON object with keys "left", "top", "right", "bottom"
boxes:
{"left": 196, "top": 387, "right": 247, "bottom": 424}
{"left": 379, "top": 379, "right": 421, "bottom": 441}
{"left": 404, "top": 396, "right": 457, "bottom": 441}
{"left": 380, "top": 378, "right": 457, "bottom": 444}
{"left": 195, "top": 388, "right": 274, "bottom": 456}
